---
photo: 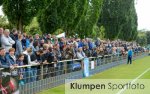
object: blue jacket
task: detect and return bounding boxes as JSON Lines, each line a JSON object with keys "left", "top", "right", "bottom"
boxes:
{"left": 128, "top": 50, "right": 133, "bottom": 57}
{"left": 26, "top": 39, "right": 30, "bottom": 48}
{"left": 78, "top": 41, "right": 83, "bottom": 48}
{"left": 16, "top": 40, "right": 23, "bottom": 56}
{"left": 88, "top": 42, "right": 93, "bottom": 50}
{"left": 6, "top": 54, "right": 16, "bottom": 65}
{"left": 0, "top": 55, "right": 10, "bottom": 68}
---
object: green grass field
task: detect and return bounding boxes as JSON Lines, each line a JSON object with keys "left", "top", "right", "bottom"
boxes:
{"left": 39, "top": 56, "right": 150, "bottom": 94}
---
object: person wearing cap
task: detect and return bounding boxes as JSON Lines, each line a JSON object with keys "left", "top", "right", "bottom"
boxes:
{"left": 1, "top": 29, "right": 15, "bottom": 52}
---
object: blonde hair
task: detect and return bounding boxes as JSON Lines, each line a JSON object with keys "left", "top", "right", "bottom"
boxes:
{"left": 43, "top": 44, "right": 49, "bottom": 50}
{"left": 9, "top": 48, "right": 15, "bottom": 52}
{"left": 18, "top": 34, "right": 23, "bottom": 39}
{"left": 4, "top": 29, "right": 10, "bottom": 33}
{"left": 27, "top": 48, "right": 32, "bottom": 53}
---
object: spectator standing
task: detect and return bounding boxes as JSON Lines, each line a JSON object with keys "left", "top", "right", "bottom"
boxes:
{"left": 0, "top": 28, "right": 4, "bottom": 47}
{"left": 1, "top": 29, "right": 15, "bottom": 52}
{"left": 16, "top": 34, "right": 23, "bottom": 57}
{"left": 127, "top": 47, "right": 133, "bottom": 64}
{"left": 0, "top": 47, "right": 10, "bottom": 68}
{"left": 6, "top": 48, "right": 18, "bottom": 76}
{"left": 23, "top": 48, "right": 38, "bottom": 83}
{"left": 77, "top": 47, "right": 86, "bottom": 59}
{"left": 10, "top": 28, "right": 18, "bottom": 49}
{"left": 16, "top": 54, "right": 25, "bottom": 85}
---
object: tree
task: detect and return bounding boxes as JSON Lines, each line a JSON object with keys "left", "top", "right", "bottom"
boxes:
{"left": 38, "top": 0, "right": 88, "bottom": 35}
{"left": 146, "top": 31, "right": 150, "bottom": 44}
{"left": 0, "top": 0, "right": 3, "bottom": 5}
{"left": 98, "top": 0, "right": 138, "bottom": 41}
{"left": 118, "top": 0, "right": 138, "bottom": 41}
{"left": 136, "top": 36, "right": 147, "bottom": 46}
{"left": 3, "top": 0, "right": 43, "bottom": 31}
{"left": 0, "top": 15, "right": 12, "bottom": 29}
{"left": 75, "top": 0, "right": 103, "bottom": 38}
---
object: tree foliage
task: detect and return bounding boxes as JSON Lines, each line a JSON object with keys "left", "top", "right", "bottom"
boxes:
{"left": 0, "top": 0, "right": 3, "bottom": 5}
{"left": 1, "top": 0, "right": 138, "bottom": 41}
{"left": 98, "top": 0, "right": 137, "bottom": 41}
{"left": 38, "top": 0, "right": 89, "bottom": 35}
{"left": 0, "top": 15, "right": 12, "bottom": 29}
{"left": 3, "top": 0, "right": 44, "bottom": 31}
{"left": 136, "top": 35, "right": 147, "bottom": 46}
{"left": 38, "top": 0, "right": 103, "bottom": 37}
{"left": 146, "top": 31, "right": 150, "bottom": 44}
{"left": 75, "top": 0, "right": 103, "bottom": 38}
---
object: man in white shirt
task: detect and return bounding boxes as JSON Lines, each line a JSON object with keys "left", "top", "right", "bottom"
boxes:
{"left": 77, "top": 47, "right": 86, "bottom": 59}
{"left": 23, "top": 48, "right": 38, "bottom": 82}
{"left": 1, "top": 29, "right": 15, "bottom": 52}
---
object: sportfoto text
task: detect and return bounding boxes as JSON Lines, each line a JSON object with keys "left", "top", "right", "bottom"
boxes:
{"left": 70, "top": 82, "right": 145, "bottom": 91}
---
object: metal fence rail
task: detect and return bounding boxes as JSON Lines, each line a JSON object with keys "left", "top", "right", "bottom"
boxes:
{"left": 7, "top": 51, "right": 149, "bottom": 94}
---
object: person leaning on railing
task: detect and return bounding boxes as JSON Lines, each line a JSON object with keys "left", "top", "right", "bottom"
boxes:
{"left": 6, "top": 48, "right": 18, "bottom": 77}
{"left": 23, "top": 48, "right": 38, "bottom": 83}
{"left": 83, "top": 45, "right": 91, "bottom": 57}
{"left": 16, "top": 54, "right": 25, "bottom": 86}
{"left": 0, "top": 47, "right": 15, "bottom": 70}
{"left": 45, "top": 47, "right": 57, "bottom": 77}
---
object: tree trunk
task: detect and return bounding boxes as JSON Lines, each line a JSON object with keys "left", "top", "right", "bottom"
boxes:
{"left": 17, "top": 16, "right": 23, "bottom": 32}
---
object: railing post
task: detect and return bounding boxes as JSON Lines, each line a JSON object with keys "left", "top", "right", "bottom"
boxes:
{"left": 110, "top": 55, "right": 112, "bottom": 63}
{"left": 64, "top": 61, "right": 67, "bottom": 74}
{"left": 40, "top": 64, "right": 44, "bottom": 80}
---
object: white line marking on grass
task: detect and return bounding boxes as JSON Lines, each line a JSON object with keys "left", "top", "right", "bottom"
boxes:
{"left": 116, "top": 68, "right": 150, "bottom": 94}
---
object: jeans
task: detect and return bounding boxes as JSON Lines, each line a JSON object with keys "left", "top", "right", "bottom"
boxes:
{"left": 127, "top": 56, "right": 132, "bottom": 64}
{"left": 32, "top": 67, "right": 37, "bottom": 81}
{"left": 25, "top": 68, "right": 34, "bottom": 83}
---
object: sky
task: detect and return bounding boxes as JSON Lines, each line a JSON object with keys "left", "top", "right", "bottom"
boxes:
{"left": 135, "top": 0, "right": 150, "bottom": 30}
{"left": 0, "top": 0, "right": 150, "bottom": 30}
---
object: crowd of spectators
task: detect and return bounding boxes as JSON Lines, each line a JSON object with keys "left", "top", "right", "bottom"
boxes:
{"left": 0, "top": 27, "right": 146, "bottom": 85}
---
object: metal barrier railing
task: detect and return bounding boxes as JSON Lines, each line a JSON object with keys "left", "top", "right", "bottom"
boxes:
{"left": 0, "top": 51, "right": 149, "bottom": 94}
